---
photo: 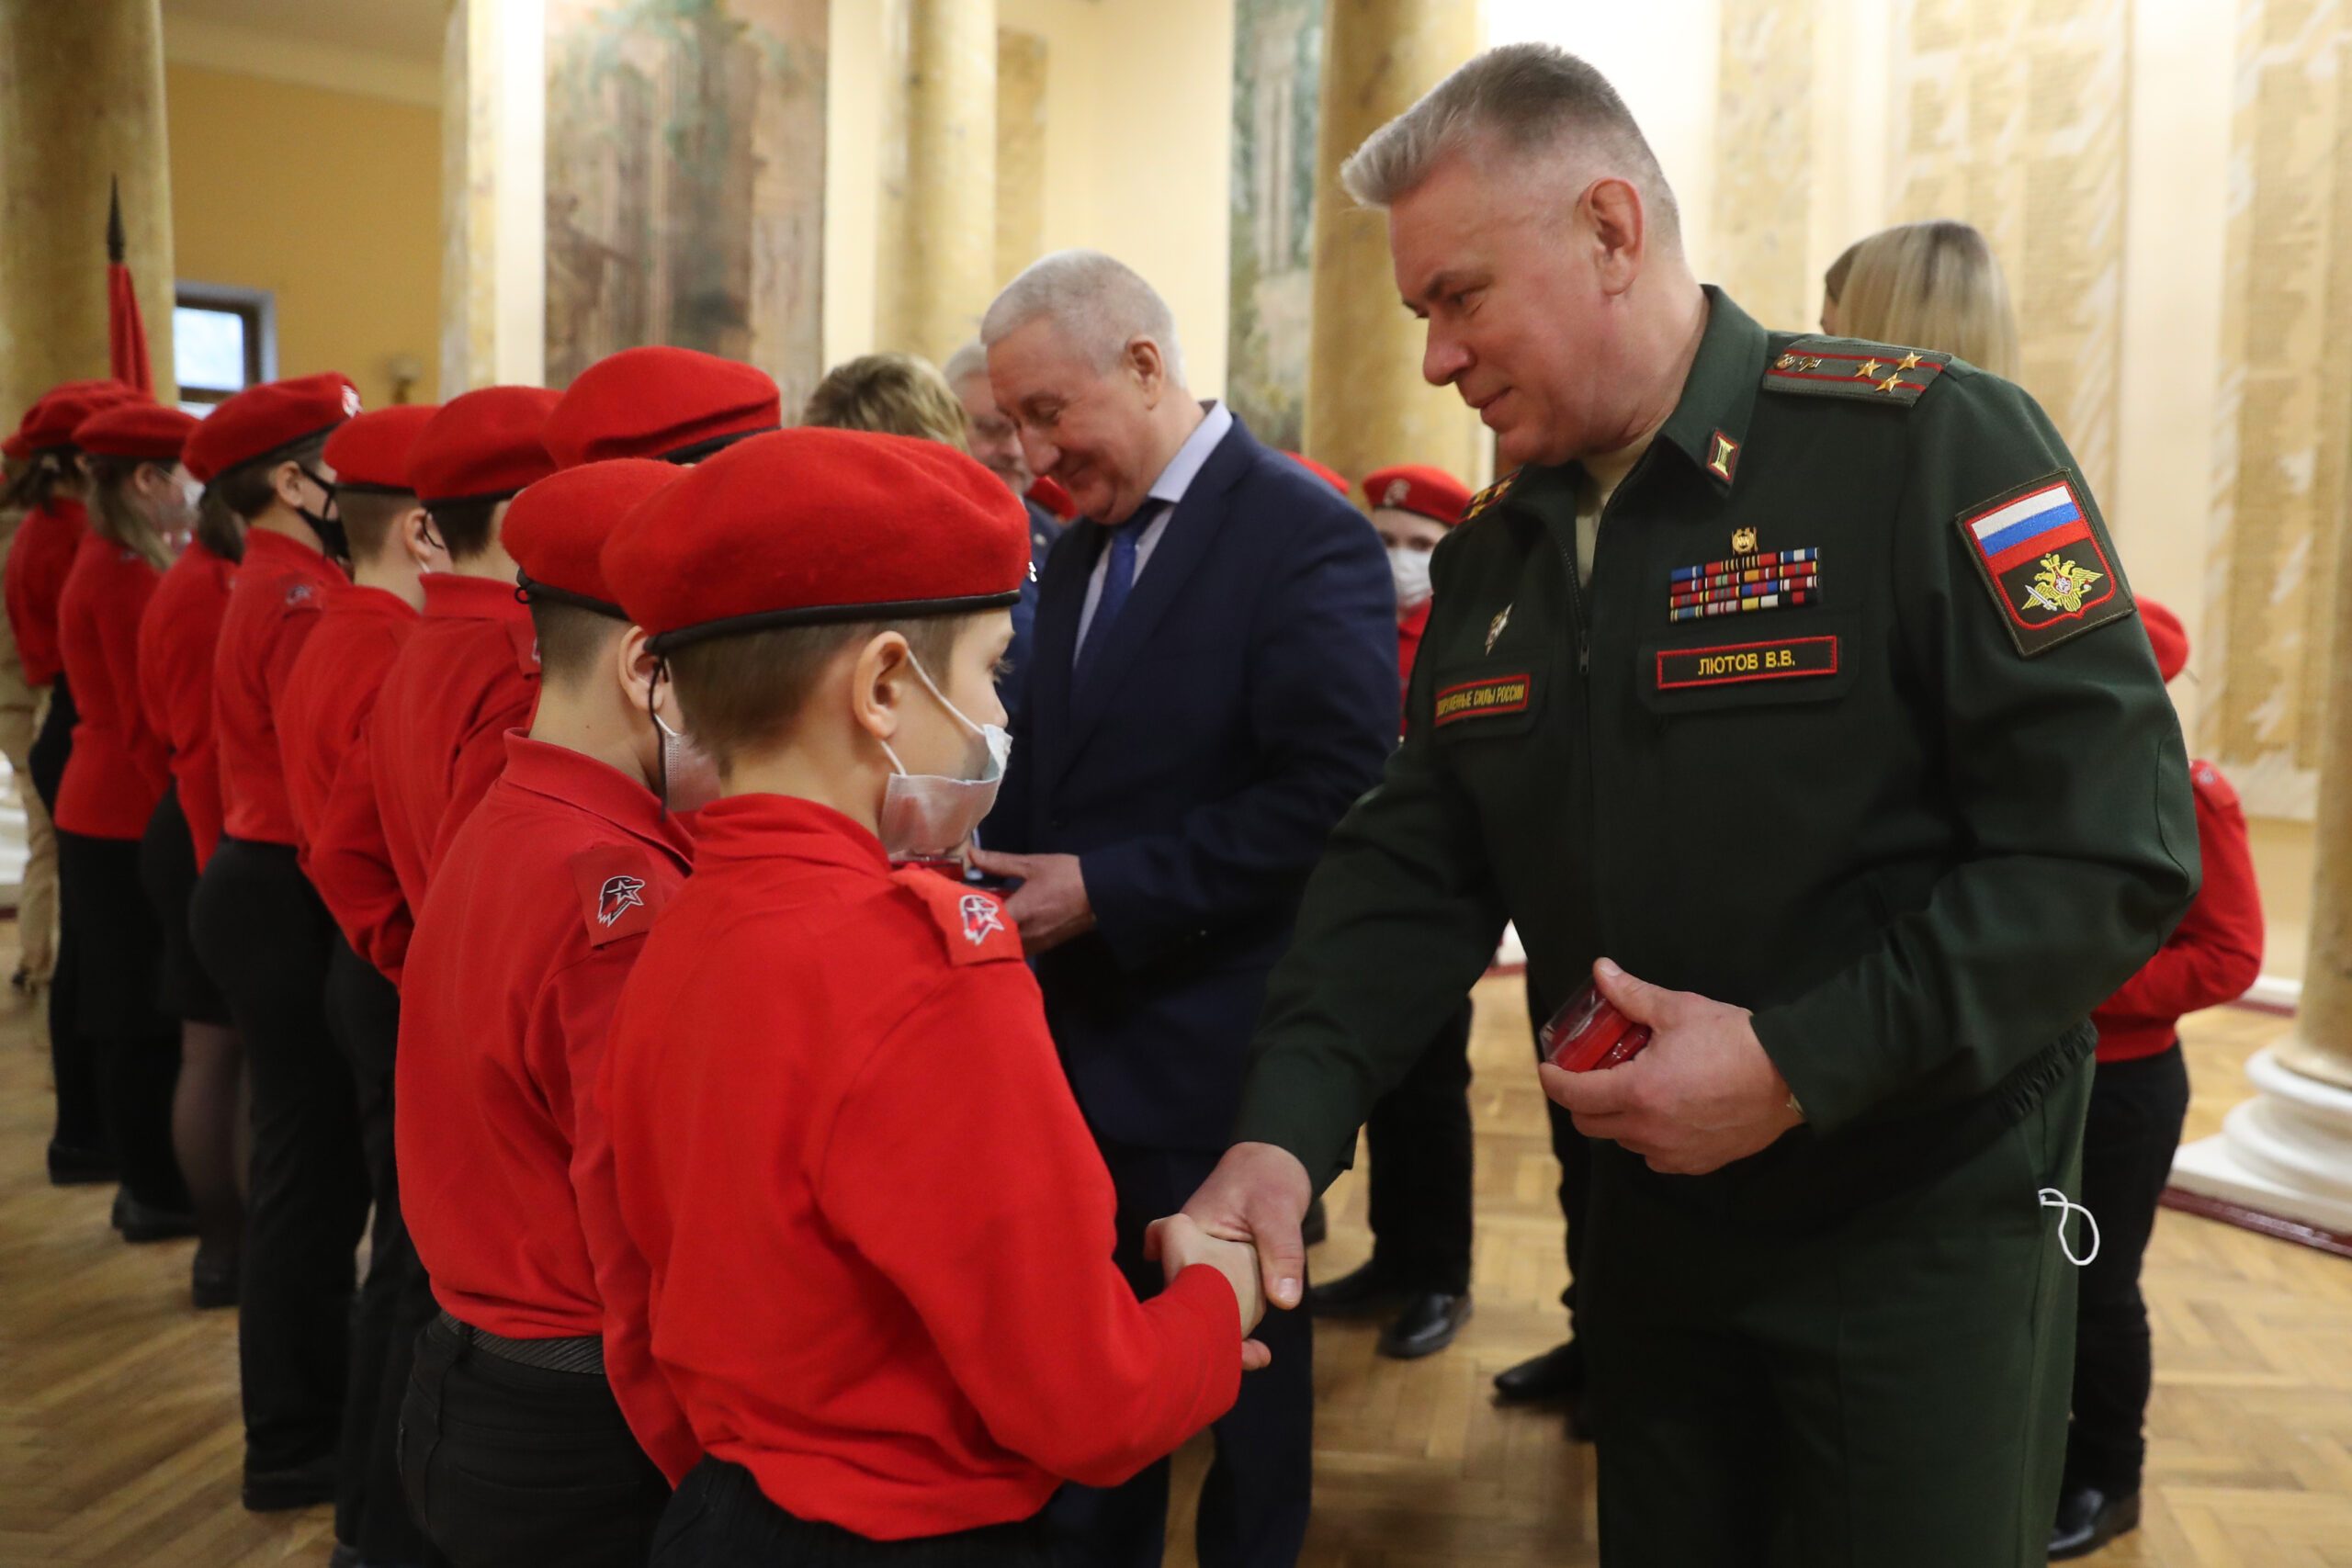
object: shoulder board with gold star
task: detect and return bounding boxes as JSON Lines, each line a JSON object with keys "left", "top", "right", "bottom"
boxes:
{"left": 1461, "top": 468, "right": 1520, "bottom": 523}
{"left": 1761, "top": 336, "right": 1952, "bottom": 407}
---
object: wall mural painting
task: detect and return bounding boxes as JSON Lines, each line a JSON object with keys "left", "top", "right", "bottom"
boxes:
{"left": 545, "top": 0, "right": 828, "bottom": 412}
{"left": 1227, "top": 0, "right": 1322, "bottom": 454}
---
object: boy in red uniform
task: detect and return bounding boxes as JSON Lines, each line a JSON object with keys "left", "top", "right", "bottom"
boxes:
{"left": 274, "top": 403, "right": 447, "bottom": 1568}
{"left": 2051, "top": 598, "right": 2265, "bottom": 1560}
{"left": 185, "top": 371, "right": 374, "bottom": 1513}
{"left": 58, "top": 401, "right": 197, "bottom": 1243}
{"left": 6, "top": 378, "right": 141, "bottom": 1187}
{"left": 396, "top": 458, "right": 696, "bottom": 1566}
{"left": 1305, "top": 463, "right": 1485, "bottom": 1362}
{"left": 541, "top": 344, "right": 780, "bottom": 468}
{"left": 135, "top": 429, "right": 249, "bottom": 1308}
{"left": 311, "top": 386, "right": 558, "bottom": 984}
{"left": 598, "top": 428, "right": 1261, "bottom": 1563}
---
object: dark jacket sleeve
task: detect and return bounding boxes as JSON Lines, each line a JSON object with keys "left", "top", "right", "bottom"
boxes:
{"left": 1078, "top": 486, "right": 1396, "bottom": 973}
{"left": 1227, "top": 528, "right": 1512, "bottom": 1190}
{"left": 1748, "top": 372, "right": 2201, "bottom": 1134}
{"left": 2096, "top": 769, "right": 2263, "bottom": 1022}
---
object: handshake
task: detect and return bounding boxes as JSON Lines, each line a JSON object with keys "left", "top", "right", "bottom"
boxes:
{"left": 1145, "top": 1213, "right": 1275, "bottom": 1371}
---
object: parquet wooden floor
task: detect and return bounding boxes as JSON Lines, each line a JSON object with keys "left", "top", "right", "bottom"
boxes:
{"left": 2, "top": 927, "right": 2346, "bottom": 1564}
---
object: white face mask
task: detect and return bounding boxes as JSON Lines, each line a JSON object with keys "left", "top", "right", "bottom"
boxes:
{"left": 651, "top": 694, "right": 721, "bottom": 814}
{"left": 1388, "top": 545, "right": 1433, "bottom": 612}
{"left": 878, "top": 656, "right": 1012, "bottom": 862}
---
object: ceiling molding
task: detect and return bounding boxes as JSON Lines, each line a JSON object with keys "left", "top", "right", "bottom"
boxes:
{"left": 164, "top": 16, "right": 443, "bottom": 108}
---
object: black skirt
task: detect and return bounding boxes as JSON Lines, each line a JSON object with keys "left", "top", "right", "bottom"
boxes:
{"left": 139, "top": 784, "right": 233, "bottom": 1026}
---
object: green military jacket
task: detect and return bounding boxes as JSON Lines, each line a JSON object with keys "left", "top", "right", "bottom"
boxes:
{"left": 1234, "top": 288, "right": 2199, "bottom": 1210}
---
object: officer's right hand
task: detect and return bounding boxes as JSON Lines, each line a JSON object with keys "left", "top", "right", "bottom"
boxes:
{"left": 1179, "top": 1141, "right": 1313, "bottom": 1321}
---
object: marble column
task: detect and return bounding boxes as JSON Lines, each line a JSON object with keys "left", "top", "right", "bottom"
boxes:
{"left": 0, "top": 0, "right": 176, "bottom": 419}
{"left": 878, "top": 0, "right": 996, "bottom": 368}
{"left": 1303, "top": 0, "right": 1484, "bottom": 495}
{"left": 439, "top": 0, "right": 545, "bottom": 394}
{"left": 2172, "top": 467, "right": 2352, "bottom": 1235}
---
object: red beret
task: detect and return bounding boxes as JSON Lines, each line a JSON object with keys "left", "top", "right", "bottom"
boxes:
{"left": 1363, "top": 464, "right": 1471, "bottom": 527}
{"left": 23, "top": 380, "right": 144, "bottom": 450}
{"left": 185, "top": 372, "right": 361, "bottom": 483}
{"left": 544, "top": 347, "right": 780, "bottom": 468}
{"left": 605, "top": 428, "right": 1028, "bottom": 648}
{"left": 75, "top": 401, "right": 198, "bottom": 461}
{"left": 2141, "top": 597, "right": 2188, "bottom": 683}
{"left": 323, "top": 405, "right": 440, "bottom": 494}
{"left": 1284, "top": 451, "right": 1350, "bottom": 495}
{"left": 1027, "top": 474, "right": 1076, "bottom": 521}
{"left": 410, "top": 386, "right": 560, "bottom": 505}
{"left": 1, "top": 430, "right": 27, "bottom": 463}
{"left": 506, "top": 459, "right": 683, "bottom": 615}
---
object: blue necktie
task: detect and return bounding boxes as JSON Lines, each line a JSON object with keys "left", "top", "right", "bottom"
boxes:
{"left": 1076, "top": 522, "right": 1142, "bottom": 678}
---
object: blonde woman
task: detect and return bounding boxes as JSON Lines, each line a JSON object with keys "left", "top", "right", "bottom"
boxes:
{"left": 800, "top": 351, "right": 974, "bottom": 450}
{"left": 1820, "top": 218, "right": 2019, "bottom": 378}
{"left": 57, "top": 400, "right": 200, "bottom": 1242}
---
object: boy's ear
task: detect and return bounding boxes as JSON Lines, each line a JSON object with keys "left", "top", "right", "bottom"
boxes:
{"left": 619, "top": 625, "right": 661, "bottom": 712}
{"left": 404, "top": 506, "right": 451, "bottom": 573}
{"left": 850, "top": 628, "right": 913, "bottom": 744}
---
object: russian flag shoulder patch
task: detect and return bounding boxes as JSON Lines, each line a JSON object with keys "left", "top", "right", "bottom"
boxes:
{"left": 1955, "top": 470, "right": 2135, "bottom": 657}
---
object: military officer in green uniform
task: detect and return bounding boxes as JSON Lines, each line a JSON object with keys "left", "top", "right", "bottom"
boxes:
{"left": 1181, "top": 42, "right": 2199, "bottom": 1568}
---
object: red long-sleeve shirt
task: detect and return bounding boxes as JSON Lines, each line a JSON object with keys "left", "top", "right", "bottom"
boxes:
{"left": 398, "top": 735, "right": 697, "bottom": 1480}
{"left": 603, "top": 795, "right": 1242, "bottom": 1540}
{"left": 6, "top": 498, "right": 86, "bottom": 688}
{"left": 2090, "top": 760, "right": 2264, "bottom": 1062}
{"left": 367, "top": 574, "right": 539, "bottom": 919}
{"left": 1397, "top": 598, "right": 1430, "bottom": 725}
{"left": 212, "top": 528, "right": 345, "bottom": 846}
{"left": 278, "top": 583, "right": 418, "bottom": 930}
{"left": 55, "top": 533, "right": 169, "bottom": 839}
{"left": 137, "top": 542, "right": 237, "bottom": 867}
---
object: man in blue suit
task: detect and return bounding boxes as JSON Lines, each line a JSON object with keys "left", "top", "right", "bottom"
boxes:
{"left": 970, "top": 251, "right": 1395, "bottom": 1568}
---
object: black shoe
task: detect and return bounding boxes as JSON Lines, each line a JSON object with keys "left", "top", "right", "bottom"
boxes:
{"left": 47, "top": 1140, "right": 118, "bottom": 1186}
{"left": 1495, "top": 1337, "right": 1586, "bottom": 1406}
{"left": 1377, "top": 1292, "right": 1472, "bottom": 1359}
{"left": 2049, "top": 1484, "right": 2140, "bottom": 1559}
{"left": 116, "top": 1195, "right": 198, "bottom": 1243}
{"left": 242, "top": 1453, "right": 338, "bottom": 1512}
{"left": 1306, "top": 1259, "right": 1403, "bottom": 1317}
{"left": 1302, "top": 1195, "right": 1328, "bottom": 1247}
{"left": 192, "top": 1251, "right": 241, "bottom": 1310}
{"left": 327, "top": 1547, "right": 361, "bottom": 1568}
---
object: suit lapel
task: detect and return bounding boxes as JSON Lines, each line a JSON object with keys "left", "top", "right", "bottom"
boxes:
{"left": 1024, "top": 519, "right": 1099, "bottom": 815}
{"left": 1066, "top": 421, "right": 1255, "bottom": 738}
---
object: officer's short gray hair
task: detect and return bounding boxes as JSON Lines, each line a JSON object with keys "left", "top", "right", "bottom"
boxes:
{"left": 942, "top": 340, "right": 990, "bottom": 389}
{"left": 979, "top": 250, "right": 1188, "bottom": 388}
{"left": 1340, "top": 42, "right": 1682, "bottom": 250}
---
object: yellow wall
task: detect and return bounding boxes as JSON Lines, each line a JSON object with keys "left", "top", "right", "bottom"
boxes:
{"left": 165, "top": 62, "right": 443, "bottom": 411}
{"left": 829, "top": 0, "right": 1234, "bottom": 395}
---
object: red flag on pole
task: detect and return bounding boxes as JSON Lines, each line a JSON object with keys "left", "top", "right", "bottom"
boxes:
{"left": 107, "top": 177, "right": 154, "bottom": 395}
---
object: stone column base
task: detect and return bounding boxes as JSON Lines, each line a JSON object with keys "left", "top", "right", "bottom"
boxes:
{"left": 2169, "top": 1046, "right": 2352, "bottom": 1240}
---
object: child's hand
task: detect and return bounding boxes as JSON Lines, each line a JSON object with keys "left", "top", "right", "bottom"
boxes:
{"left": 1146, "top": 1213, "right": 1272, "bottom": 1365}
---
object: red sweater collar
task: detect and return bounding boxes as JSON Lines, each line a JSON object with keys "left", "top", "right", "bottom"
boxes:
{"left": 422, "top": 571, "right": 529, "bottom": 624}
{"left": 498, "top": 731, "right": 694, "bottom": 863}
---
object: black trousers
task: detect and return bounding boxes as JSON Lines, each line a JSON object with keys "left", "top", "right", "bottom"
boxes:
{"left": 1361, "top": 1001, "right": 1475, "bottom": 1295}
{"left": 30, "top": 678, "right": 105, "bottom": 1158}
{"left": 1529, "top": 977, "right": 1593, "bottom": 1331}
{"left": 327, "top": 938, "right": 443, "bottom": 1563}
{"left": 192, "top": 835, "right": 372, "bottom": 1474}
{"left": 1043, "top": 1142, "right": 1312, "bottom": 1568}
{"left": 55, "top": 828, "right": 187, "bottom": 1212}
{"left": 2066, "top": 1043, "right": 2190, "bottom": 1497}
{"left": 137, "top": 784, "right": 233, "bottom": 1026}
{"left": 399, "top": 1316, "right": 670, "bottom": 1568}
{"left": 655, "top": 1458, "right": 1047, "bottom": 1567}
